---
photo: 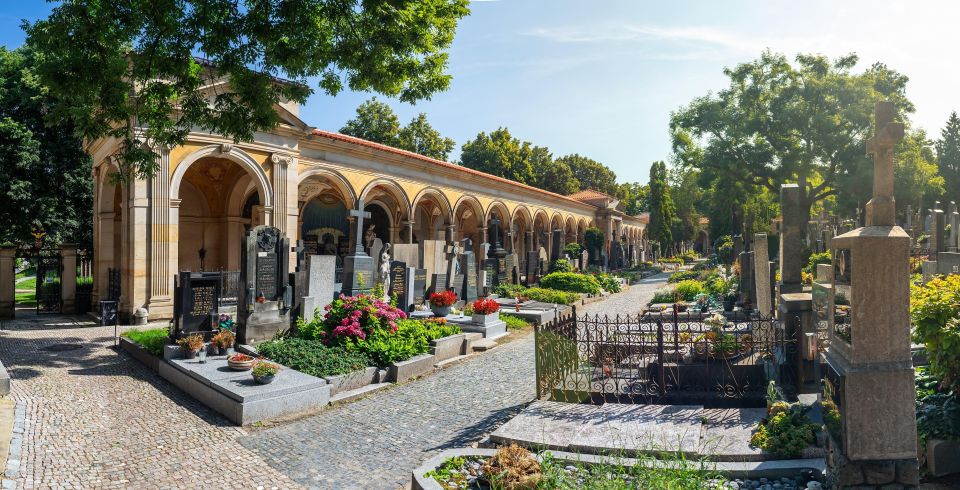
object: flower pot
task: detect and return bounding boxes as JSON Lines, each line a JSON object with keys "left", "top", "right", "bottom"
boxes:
{"left": 182, "top": 349, "right": 197, "bottom": 360}
{"left": 253, "top": 374, "right": 275, "bottom": 385}
{"left": 430, "top": 305, "right": 452, "bottom": 317}
{"left": 227, "top": 357, "right": 254, "bottom": 371}
{"left": 723, "top": 299, "right": 735, "bottom": 312}
{"left": 472, "top": 312, "right": 499, "bottom": 325}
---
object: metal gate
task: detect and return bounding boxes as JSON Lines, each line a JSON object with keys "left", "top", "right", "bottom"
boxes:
{"left": 35, "top": 249, "right": 63, "bottom": 314}
{"left": 534, "top": 308, "right": 796, "bottom": 407}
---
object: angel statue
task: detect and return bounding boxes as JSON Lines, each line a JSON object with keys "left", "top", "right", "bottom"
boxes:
{"left": 380, "top": 243, "right": 392, "bottom": 301}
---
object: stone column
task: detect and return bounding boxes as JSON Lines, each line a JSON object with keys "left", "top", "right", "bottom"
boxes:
{"left": 0, "top": 246, "right": 14, "bottom": 318}
{"left": 753, "top": 233, "right": 772, "bottom": 316}
{"left": 147, "top": 146, "right": 174, "bottom": 319}
{"left": 404, "top": 220, "right": 415, "bottom": 244}
{"left": 121, "top": 175, "right": 151, "bottom": 321}
{"left": 779, "top": 184, "right": 803, "bottom": 294}
{"left": 61, "top": 245, "right": 78, "bottom": 314}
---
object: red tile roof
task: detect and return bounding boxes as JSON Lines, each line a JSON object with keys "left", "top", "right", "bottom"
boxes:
{"left": 309, "top": 129, "right": 596, "bottom": 210}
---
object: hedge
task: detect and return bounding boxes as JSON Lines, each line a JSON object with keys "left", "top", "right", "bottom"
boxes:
{"left": 540, "top": 272, "right": 601, "bottom": 295}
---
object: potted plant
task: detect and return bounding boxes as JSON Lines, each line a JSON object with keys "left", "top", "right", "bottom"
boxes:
{"left": 176, "top": 333, "right": 204, "bottom": 359}
{"left": 251, "top": 359, "right": 280, "bottom": 384}
{"left": 428, "top": 290, "right": 457, "bottom": 317}
{"left": 212, "top": 329, "right": 235, "bottom": 355}
{"left": 471, "top": 298, "right": 501, "bottom": 325}
{"left": 227, "top": 353, "right": 255, "bottom": 371}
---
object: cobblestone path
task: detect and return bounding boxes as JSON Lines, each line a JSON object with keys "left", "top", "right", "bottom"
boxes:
{"left": 240, "top": 272, "right": 671, "bottom": 490}
{"left": 0, "top": 273, "right": 669, "bottom": 490}
{"left": 0, "top": 317, "right": 298, "bottom": 490}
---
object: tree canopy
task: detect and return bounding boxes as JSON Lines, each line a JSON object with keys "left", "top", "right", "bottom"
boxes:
{"left": 556, "top": 154, "right": 618, "bottom": 196}
{"left": 340, "top": 98, "right": 455, "bottom": 160}
{"left": 0, "top": 48, "right": 92, "bottom": 246}
{"left": 671, "top": 51, "right": 913, "bottom": 230}
{"left": 937, "top": 111, "right": 960, "bottom": 197}
{"left": 25, "top": 0, "right": 470, "bottom": 179}
{"left": 648, "top": 161, "right": 674, "bottom": 254}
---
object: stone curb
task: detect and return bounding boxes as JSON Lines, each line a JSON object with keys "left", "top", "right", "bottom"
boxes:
{"left": 2, "top": 401, "right": 24, "bottom": 485}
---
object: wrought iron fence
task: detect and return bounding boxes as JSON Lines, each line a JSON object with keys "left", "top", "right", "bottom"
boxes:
{"left": 535, "top": 308, "right": 796, "bottom": 407}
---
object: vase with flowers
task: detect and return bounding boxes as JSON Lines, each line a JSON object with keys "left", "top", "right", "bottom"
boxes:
{"left": 429, "top": 290, "right": 457, "bottom": 317}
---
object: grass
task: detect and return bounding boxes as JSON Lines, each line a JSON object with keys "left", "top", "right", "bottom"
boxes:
{"left": 16, "top": 277, "right": 36, "bottom": 290}
{"left": 15, "top": 291, "right": 36, "bottom": 307}
{"left": 15, "top": 266, "right": 35, "bottom": 280}
{"left": 121, "top": 328, "right": 169, "bottom": 357}
{"left": 537, "top": 451, "right": 727, "bottom": 490}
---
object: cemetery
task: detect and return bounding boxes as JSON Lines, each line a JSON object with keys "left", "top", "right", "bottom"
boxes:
{"left": 2, "top": 4, "right": 960, "bottom": 489}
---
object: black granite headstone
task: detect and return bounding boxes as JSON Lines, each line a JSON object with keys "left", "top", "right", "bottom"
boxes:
{"left": 238, "top": 225, "right": 291, "bottom": 345}
{"left": 526, "top": 250, "right": 539, "bottom": 286}
{"left": 174, "top": 271, "right": 222, "bottom": 336}
{"left": 413, "top": 269, "right": 427, "bottom": 306}
{"left": 459, "top": 252, "right": 478, "bottom": 302}
{"left": 389, "top": 261, "right": 412, "bottom": 310}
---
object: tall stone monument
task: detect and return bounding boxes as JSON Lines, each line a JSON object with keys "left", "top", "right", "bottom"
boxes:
{"left": 753, "top": 233, "right": 772, "bottom": 316}
{"left": 342, "top": 200, "right": 376, "bottom": 297}
{"left": 238, "top": 225, "right": 291, "bottom": 345}
{"left": 779, "top": 184, "right": 803, "bottom": 294}
{"left": 824, "top": 101, "right": 918, "bottom": 488}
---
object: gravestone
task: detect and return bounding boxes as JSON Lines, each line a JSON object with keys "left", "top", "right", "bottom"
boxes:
{"left": 483, "top": 259, "right": 499, "bottom": 288}
{"left": 392, "top": 243, "right": 420, "bottom": 268}
{"left": 951, "top": 205, "right": 959, "bottom": 252}
{"left": 341, "top": 202, "right": 376, "bottom": 297}
{"left": 738, "top": 250, "right": 755, "bottom": 308}
{"left": 581, "top": 250, "right": 589, "bottom": 271}
{"left": 238, "top": 225, "right": 291, "bottom": 345}
{"left": 173, "top": 271, "right": 222, "bottom": 336}
{"left": 389, "top": 261, "right": 414, "bottom": 311}
{"left": 303, "top": 254, "right": 337, "bottom": 322}
{"left": 550, "top": 229, "right": 562, "bottom": 261}
{"left": 931, "top": 209, "right": 946, "bottom": 255}
{"left": 525, "top": 250, "right": 539, "bottom": 286}
{"left": 458, "top": 239, "right": 479, "bottom": 302}
{"left": 412, "top": 269, "right": 427, "bottom": 307}
{"left": 444, "top": 241, "right": 461, "bottom": 290}
{"left": 824, "top": 101, "right": 918, "bottom": 487}
{"left": 779, "top": 184, "right": 803, "bottom": 294}
{"left": 504, "top": 253, "right": 518, "bottom": 285}
{"left": 753, "top": 233, "right": 772, "bottom": 316}
{"left": 369, "top": 238, "right": 384, "bottom": 277}
{"left": 812, "top": 263, "right": 834, "bottom": 344}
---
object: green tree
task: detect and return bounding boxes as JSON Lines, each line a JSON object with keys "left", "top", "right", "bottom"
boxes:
{"left": 669, "top": 166, "right": 703, "bottom": 244}
{"left": 533, "top": 157, "right": 580, "bottom": 195}
{"left": 616, "top": 182, "right": 649, "bottom": 216}
{"left": 936, "top": 111, "right": 960, "bottom": 197}
{"left": 340, "top": 97, "right": 402, "bottom": 146}
{"left": 460, "top": 128, "right": 535, "bottom": 185}
{"left": 896, "top": 130, "right": 944, "bottom": 210}
{"left": 583, "top": 227, "right": 605, "bottom": 264}
{"left": 671, "top": 51, "right": 912, "bottom": 233}
{"left": 0, "top": 48, "right": 92, "bottom": 246}
{"left": 648, "top": 161, "right": 675, "bottom": 254}
{"left": 26, "top": 0, "right": 470, "bottom": 178}
{"left": 556, "top": 154, "right": 618, "bottom": 195}
{"left": 397, "top": 113, "right": 456, "bottom": 161}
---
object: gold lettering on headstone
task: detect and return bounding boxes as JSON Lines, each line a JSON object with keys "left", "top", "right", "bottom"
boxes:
{"left": 190, "top": 285, "right": 215, "bottom": 316}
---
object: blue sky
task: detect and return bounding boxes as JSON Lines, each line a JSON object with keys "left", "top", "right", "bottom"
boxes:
{"left": 2, "top": 1, "right": 957, "bottom": 184}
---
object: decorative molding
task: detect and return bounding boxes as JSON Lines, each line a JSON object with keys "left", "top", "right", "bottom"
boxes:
{"left": 271, "top": 152, "right": 293, "bottom": 166}
{"left": 219, "top": 143, "right": 234, "bottom": 155}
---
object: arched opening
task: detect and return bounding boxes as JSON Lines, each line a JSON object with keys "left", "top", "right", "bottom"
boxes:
{"left": 454, "top": 197, "right": 484, "bottom": 256}
{"left": 412, "top": 191, "right": 450, "bottom": 243}
{"left": 93, "top": 167, "right": 124, "bottom": 304}
{"left": 176, "top": 157, "right": 264, "bottom": 272}
{"left": 360, "top": 180, "right": 409, "bottom": 245}
{"left": 512, "top": 207, "right": 532, "bottom": 272}
{"left": 298, "top": 171, "right": 355, "bottom": 259}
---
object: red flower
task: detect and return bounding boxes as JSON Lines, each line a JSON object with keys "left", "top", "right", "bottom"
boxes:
{"left": 429, "top": 290, "right": 457, "bottom": 307}
{"left": 472, "top": 298, "right": 500, "bottom": 315}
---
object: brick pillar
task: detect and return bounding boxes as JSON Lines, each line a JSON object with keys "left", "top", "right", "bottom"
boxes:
{"left": 61, "top": 245, "right": 78, "bottom": 314}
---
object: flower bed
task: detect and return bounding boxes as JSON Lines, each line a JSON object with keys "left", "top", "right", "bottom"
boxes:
{"left": 120, "top": 328, "right": 168, "bottom": 357}
{"left": 256, "top": 337, "right": 373, "bottom": 378}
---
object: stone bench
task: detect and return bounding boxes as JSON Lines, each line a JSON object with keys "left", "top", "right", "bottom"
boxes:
{"left": 158, "top": 356, "right": 329, "bottom": 425}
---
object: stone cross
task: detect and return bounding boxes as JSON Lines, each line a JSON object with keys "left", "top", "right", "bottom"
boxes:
{"left": 865, "top": 101, "right": 904, "bottom": 227}
{"left": 349, "top": 200, "right": 372, "bottom": 255}
{"left": 444, "top": 241, "right": 461, "bottom": 289}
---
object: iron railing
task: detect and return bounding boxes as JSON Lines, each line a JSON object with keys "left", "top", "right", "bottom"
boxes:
{"left": 535, "top": 308, "right": 796, "bottom": 408}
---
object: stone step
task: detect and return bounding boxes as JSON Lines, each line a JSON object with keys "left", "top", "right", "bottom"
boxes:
{"left": 434, "top": 354, "right": 471, "bottom": 369}
{"left": 471, "top": 339, "right": 498, "bottom": 352}
{"left": 329, "top": 382, "right": 392, "bottom": 405}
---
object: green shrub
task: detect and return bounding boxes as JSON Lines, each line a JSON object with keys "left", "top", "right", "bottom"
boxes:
{"left": 750, "top": 404, "right": 818, "bottom": 458}
{"left": 715, "top": 235, "right": 734, "bottom": 264}
{"left": 121, "top": 328, "right": 169, "bottom": 357}
{"left": 911, "top": 275, "right": 960, "bottom": 391}
{"left": 668, "top": 270, "right": 699, "bottom": 283}
{"left": 650, "top": 289, "right": 676, "bottom": 304}
{"left": 500, "top": 313, "right": 531, "bottom": 330}
{"left": 540, "top": 272, "right": 601, "bottom": 294}
{"left": 803, "top": 251, "right": 832, "bottom": 274}
{"left": 257, "top": 337, "right": 372, "bottom": 378}
{"left": 548, "top": 258, "right": 572, "bottom": 273}
{"left": 493, "top": 283, "right": 527, "bottom": 298}
{"left": 563, "top": 242, "right": 583, "bottom": 259}
{"left": 673, "top": 279, "right": 705, "bottom": 301}
{"left": 523, "top": 287, "right": 580, "bottom": 305}
{"left": 359, "top": 319, "right": 461, "bottom": 366}
{"left": 596, "top": 274, "right": 621, "bottom": 293}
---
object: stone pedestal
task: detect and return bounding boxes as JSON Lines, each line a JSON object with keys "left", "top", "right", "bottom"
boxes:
{"left": 61, "top": 245, "right": 78, "bottom": 314}
{"left": 0, "top": 246, "right": 14, "bottom": 318}
{"left": 824, "top": 225, "right": 918, "bottom": 488}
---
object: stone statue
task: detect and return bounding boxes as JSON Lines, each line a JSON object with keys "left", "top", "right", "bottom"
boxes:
{"left": 321, "top": 234, "right": 337, "bottom": 255}
{"left": 380, "top": 243, "right": 392, "bottom": 301}
{"left": 365, "top": 225, "right": 377, "bottom": 252}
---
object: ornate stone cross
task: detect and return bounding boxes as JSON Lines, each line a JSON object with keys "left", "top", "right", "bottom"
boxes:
{"left": 349, "top": 199, "right": 372, "bottom": 255}
{"left": 865, "top": 101, "right": 904, "bottom": 227}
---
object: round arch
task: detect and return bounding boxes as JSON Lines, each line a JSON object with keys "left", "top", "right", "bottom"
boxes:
{"left": 170, "top": 144, "right": 272, "bottom": 208}
{"left": 298, "top": 167, "right": 358, "bottom": 205}
{"left": 452, "top": 195, "right": 484, "bottom": 221}
{"left": 411, "top": 187, "right": 453, "bottom": 220}
{"left": 358, "top": 178, "right": 411, "bottom": 216}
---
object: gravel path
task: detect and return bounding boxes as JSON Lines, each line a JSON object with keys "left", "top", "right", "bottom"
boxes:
{"left": 240, "top": 271, "right": 671, "bottom": 490}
